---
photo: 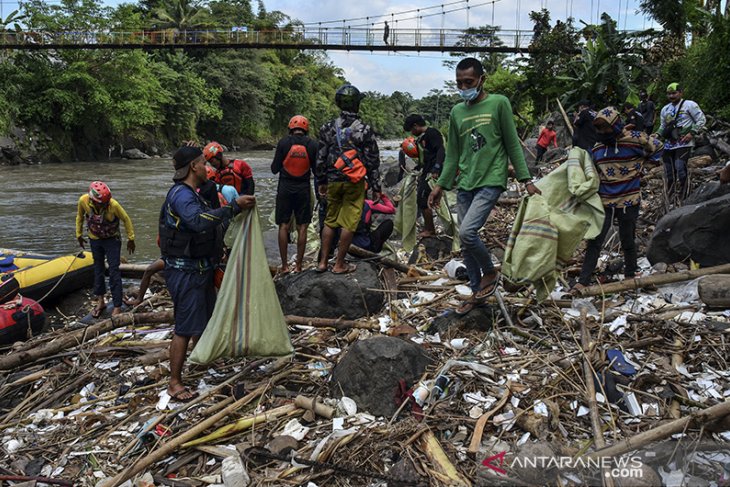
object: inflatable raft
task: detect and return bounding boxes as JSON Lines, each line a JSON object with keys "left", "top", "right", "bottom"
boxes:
{"left": 0, "top": 295, "right": 45, "bottom": 345}
{"left": 0, "top": 249, "right": 94, "bottom": 303}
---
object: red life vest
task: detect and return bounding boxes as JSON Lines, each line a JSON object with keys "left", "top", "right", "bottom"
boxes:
{"left": 282, "top": 144, "right": 311, "bottom": 177}
{"left": 86, "top": 210, "right": 119, "bottom": 239}
{"left": 215, "top": 159, "right": 252, "bottom": 194}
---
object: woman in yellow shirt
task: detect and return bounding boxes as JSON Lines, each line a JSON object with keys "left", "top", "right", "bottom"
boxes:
{"left": 76, "top": 181, "right": 135, "bottom": 318}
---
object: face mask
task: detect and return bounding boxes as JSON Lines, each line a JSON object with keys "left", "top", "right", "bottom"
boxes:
{"left": 459, "top": 77, "right": 484, "bottom": 103}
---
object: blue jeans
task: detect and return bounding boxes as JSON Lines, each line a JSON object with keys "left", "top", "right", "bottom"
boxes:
{"left": 662, "top": 146, "right": 691, "bottom": 196}
{"left": 90, "top": 237, "right": 122, "bottom": 307}
{"left": 457, "top": 186, "right": 502, "bottom": 292}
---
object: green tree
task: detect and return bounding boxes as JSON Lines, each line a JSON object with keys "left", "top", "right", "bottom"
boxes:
{"left": 150, "top": 0, "right": 212, "bottom": 30}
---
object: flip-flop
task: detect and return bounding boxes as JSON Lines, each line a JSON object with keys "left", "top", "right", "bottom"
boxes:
{"left": 314, "top": 266, "right": 328, "bottom": 274}
{"left": 474, "top": 274, "right": 501, "bottom": 300}
{"left": 168, "top": 388, "right": 199, "bottom": 403}
{"left": 332, "top": 263, "right": 357, "bottom": 275}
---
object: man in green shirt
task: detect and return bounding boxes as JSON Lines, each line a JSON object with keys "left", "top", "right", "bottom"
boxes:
{"left": 429, "top": 57, "right": 539, "bottom": 314}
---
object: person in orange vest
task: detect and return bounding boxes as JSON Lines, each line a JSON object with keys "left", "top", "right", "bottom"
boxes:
{"left": 535, "top": 120, "right": 558, "bottom": 163}
{"left": 202, "top": 142, "right": 255, "bottom": 196}
{"left": 271, "top": 115, "right": 319, "bottom": 273}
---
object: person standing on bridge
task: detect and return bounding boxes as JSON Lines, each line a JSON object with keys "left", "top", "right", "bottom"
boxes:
{"left": 428, "top": 57, "right": 540, "bottom": 315}
{"left": 271, "top": 115, "right": 319, "bottom": 274}
{"left": 316, "top": 84, "right": 382, "bottom": 274}
{"left": 383, "top": 21, "right": 390, "bottom": 45}
{"left": 203, "top": 142, "right": 255, "bottom": 196}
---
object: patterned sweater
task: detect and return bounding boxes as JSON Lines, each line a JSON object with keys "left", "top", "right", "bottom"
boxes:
{"left": 591, "top": 107, "right": 662, "bottom": 208}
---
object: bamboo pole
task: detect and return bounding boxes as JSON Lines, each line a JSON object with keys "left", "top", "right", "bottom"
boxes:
{"left": 578, "top": 263, "right": 730, "bottom": 297}
{"left": 182, "top": 404, "right": 297, "bottom": 448}
{"left": 587, "top": 399, "right": 730, "bottom": 460}
{"left": 0, "top": 311, "right": 173, "bottom": 371}
{"left": 556, "top": 98, "right": 574, "bottom": 136}
{"left": 417, "top": 429, "right": 471, "bottom": 487}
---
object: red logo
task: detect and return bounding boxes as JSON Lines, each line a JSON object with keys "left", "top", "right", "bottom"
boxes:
{"left": 482, "top": 451, "right": 507, "bottom": 475}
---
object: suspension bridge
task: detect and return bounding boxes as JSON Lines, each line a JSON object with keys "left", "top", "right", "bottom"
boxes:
{"left": 0, "top": 27, "right": 536, "bottom": 52}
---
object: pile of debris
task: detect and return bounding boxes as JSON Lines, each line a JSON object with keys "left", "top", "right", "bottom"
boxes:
{"left": 2, "top": 134, "right": 730, "bottom": 486}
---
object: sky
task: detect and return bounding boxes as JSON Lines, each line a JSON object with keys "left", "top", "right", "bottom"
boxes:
{"left": 264, "top": 0, "right": 655, "bottom": 97}
{"left": 0, "top": 0, "right": 671, "bottom": 97}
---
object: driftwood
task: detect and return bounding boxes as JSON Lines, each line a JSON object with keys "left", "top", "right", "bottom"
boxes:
{"left": 698, "top": 274, "right": 730, "bottom": 308}
{"left": 417, "top": 429, "right": 471, "bottom": 487}
{"left": 348, "top": 244, "right": 427, "bottom": 275}
{"left": 284, "top": 315, "right": 379, "bottom": 331}
{"left": 556, "top": 98, "right": 575, "bottom": 136}
{"left": 587, "top": 399, "right": 730, "bottom": 459}
{"left": 0, "top": 311, "right": 173, "bottom": 371}
{"left": 578, "top": 263, "right": 730, "bottom": 297}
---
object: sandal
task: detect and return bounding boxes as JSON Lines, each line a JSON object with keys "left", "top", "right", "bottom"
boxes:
{"left": 332, "top": 263, "right": 357, "bottom": 275}
{"left": 474, "top": 273, "right": 501, "bottom": 300}
{"left": 168, "top": 388, "right": 199, "bottom": 403}
{"left": 455, "top": 298, "right": 484, "bottom": 316}
{"left": 91, "top": 306, "right": 105, "bottom": 319}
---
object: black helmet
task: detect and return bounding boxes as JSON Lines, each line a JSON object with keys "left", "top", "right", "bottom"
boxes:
{"left": 335, "top": 84, "right": 366, "bottom": 112}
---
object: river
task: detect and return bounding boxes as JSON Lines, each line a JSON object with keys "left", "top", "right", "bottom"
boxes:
{"left": 0, "top": 150, "right": 283, "bottom": 263}
{"left": 0, "top": 146, "right": 400, "bottom": 264}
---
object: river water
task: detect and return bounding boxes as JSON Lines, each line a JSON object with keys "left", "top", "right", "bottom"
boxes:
{"left": 0, "top": 150, "right": 283, "bottom": 263}
{"left": 0, "top": 146, "right": 400, "bottom": 264}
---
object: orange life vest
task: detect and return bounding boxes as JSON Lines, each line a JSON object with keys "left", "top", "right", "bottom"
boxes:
{"left": 215, "top": 159, "right": 252, "bottom": 194}
{"left": 282, "top": 144, "right": 311, "bottom": 177}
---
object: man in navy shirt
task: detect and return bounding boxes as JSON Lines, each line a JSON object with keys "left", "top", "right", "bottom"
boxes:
{"left": 159, "top": 145, "right": 255, "bottom": 401}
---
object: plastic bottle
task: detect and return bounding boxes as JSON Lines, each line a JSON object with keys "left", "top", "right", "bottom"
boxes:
{"left": 431, "top": 375, "right": 450, "bottom": 401}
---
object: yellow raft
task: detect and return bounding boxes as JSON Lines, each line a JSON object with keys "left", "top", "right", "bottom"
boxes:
{"left": 0, "top": 249, "right": 95, "bottom": 302}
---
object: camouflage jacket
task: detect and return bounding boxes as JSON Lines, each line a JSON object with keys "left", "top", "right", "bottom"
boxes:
{"left": 315, "top": 111, "right": 382, "bottom": 192}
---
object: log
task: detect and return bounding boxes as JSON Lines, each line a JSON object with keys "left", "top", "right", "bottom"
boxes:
{"left": 587, "top": 399, "right": 730, "bottom": 460}
{"left": 119, "top": 263, "right": 150, "bottom": 278}
{"left": 348, "top": 244, "right": 427, "bottom": 275}
{"left": 698, "top": 274, "right": 730, "bottom": 308}
{"left": 709, "top": 136, "right": 730, "bottom": 157}
{"left": 284, "top": 315, "right": 379, "bottom": 331}
{"left": 0, "top": 311, "right": 173, "bottom": 371}
{"left": 294, "top": 395, "right": 335, "bottom": 419}
{"left": 578, "top": 263, "right": 730, "bottom": 297}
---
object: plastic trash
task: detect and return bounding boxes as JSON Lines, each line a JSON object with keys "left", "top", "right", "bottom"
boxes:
{"left": 607, "top": 349, "right": 637, "bottom": 376}
{"left": 221, "top": 455, "right": 250, "bottom": 487}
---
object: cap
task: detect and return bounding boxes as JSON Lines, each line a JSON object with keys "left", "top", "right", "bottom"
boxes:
{"left": 172, "top": 146, "right": 203, "bottom": 181}
{"left": 667, "top": 82, "right": 681, "bottom": 92}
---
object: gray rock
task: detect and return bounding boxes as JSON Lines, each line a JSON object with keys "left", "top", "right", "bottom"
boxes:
{"left": 330, "top": 336, "right": 432, "bottom": 416}
{"left": 430, "top": 306, "right": 496, "bottom": 335}
{"left": 381, "top": 161, "right": 402, "bottom": 189}
{"left": 647, "top": 193, "right": 730, "bottom": 266}
{"left": 122, "top": 148, "right": 150, "bottom": 159}
{"left": 275, "top": 262, "right": 384, "bottom": 319}
{"left": 0, "top": 136, "right": 14, "bottom": 149}
{"left": 684, "top": 182, "right": 730, "bottom": 206}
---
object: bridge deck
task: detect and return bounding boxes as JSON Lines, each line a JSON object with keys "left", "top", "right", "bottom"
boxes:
{"left": 0, "top": 27, "right": 534, "bottom": 52}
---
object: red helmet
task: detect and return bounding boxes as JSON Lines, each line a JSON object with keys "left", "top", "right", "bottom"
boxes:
{"left": 205, "top": 165, "right": 216, "bottom": 180}
{"left": 88, "top": 181, "right": 111, "bottom": 204}
{"left": 203, "top": 142, "right": 224, "bottom": 161}
{"left": 401, "top": 137, "right": 419, "bottom": 159}
{"left": 288, "top": 115, "right": 309, "bottom": 133}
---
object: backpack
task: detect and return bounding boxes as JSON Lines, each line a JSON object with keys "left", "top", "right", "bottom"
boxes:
{"left": 333, "top": 118, "right": 367, "bottom": 184}
{"left": 282, "top": 143, "right": 311, "bottom": 177}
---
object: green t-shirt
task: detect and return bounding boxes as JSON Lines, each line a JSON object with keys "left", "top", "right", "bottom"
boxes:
{"left": 437, "top": 93, "right": 530, "bottom": 191}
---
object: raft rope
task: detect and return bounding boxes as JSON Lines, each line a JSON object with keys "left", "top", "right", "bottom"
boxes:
{"left": 9, "top": 251, "right": 83, "bottom": 340}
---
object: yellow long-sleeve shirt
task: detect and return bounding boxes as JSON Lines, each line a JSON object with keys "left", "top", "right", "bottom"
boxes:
{"left": 76, "top": 194, "right": 135, "bottom": 240}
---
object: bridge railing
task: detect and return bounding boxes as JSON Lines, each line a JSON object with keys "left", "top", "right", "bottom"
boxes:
{"left": 0, "top": 27, "right": 535, "bottom": 49}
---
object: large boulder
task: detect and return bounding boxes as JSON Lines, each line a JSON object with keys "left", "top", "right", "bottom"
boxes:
{"left": 330, "top": 336, "right": 432, "bottom": 416}
{"left": 275, "top": 262, "right": 384, "bottom": 319}
{"left": 647, "top": 193, "right": 730, "bottom": 266}
{"left": 684, "top": 182, "right": 730, "bottom": 206}
{"left": 122, "top": 148, "right": 150, "bottom": 159}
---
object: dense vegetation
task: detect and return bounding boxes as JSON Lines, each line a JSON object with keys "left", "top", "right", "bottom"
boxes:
{"left": 1, "top": 0, "right": 729, "bottom": 161}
